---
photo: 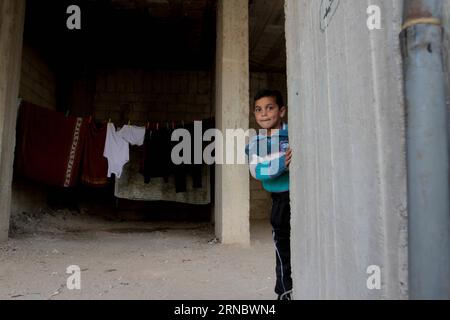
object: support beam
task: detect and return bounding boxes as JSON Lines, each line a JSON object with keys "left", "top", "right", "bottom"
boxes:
{"left": 214, "top": 0, "right": 250, "bottom": 246}
{"left": 0, "top": 0, "right": 26, "bottom": 242}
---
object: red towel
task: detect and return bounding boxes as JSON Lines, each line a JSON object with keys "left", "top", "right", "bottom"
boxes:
{"left": 81, "top": 121, "right": 108, "bottom": 187}
{"left": 15, "top": 102, "right": 87, "bottom": 188}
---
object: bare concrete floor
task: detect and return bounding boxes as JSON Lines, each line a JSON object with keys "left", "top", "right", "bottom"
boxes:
{"left": 0, "top": 212, "right": 275, "bottom": 300}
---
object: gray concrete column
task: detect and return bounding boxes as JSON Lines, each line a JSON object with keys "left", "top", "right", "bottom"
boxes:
{"left": 214, "top": 0, "right": 250, "bottom": 245}
{"left": 0, "top": 0, "right": 26, "bottom": 242}
{"left": 285, "top": 0, "right": 408, "bottom": 299}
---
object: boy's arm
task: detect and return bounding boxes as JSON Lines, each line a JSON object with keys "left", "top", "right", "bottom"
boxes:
{"left": 249, "top": 153, "right": 288, "bottom": 182}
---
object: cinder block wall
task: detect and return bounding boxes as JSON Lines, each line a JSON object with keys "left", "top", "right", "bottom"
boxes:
{"left": 18, "top": 44, "right": 56, "bottom": 110}
{"left": 286, "top": 0, "right": 407, "bottom": 299}
{"left": 249, "top": 72, "right": 287, "bottom": 220}
{"left": 92, "top": 70, "right": 213, "bottom": 125}
{"left": 11, "top": 43, "right": 56, "bottom": 224}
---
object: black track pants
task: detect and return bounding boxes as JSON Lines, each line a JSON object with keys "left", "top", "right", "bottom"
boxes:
{"left": 271, "top": 191, "right": 292, "bottom": 296}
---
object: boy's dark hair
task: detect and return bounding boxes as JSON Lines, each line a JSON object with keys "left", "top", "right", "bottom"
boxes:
{"left": 254, "top": 89, "right": 285, "bottom": 108}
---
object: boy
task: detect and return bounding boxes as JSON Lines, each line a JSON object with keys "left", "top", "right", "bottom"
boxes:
{"left": 246, "top": 89, "right": 293, "bottom": 300}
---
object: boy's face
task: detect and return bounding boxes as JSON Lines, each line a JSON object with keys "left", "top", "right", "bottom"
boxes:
{"left": 254, "top": 96, "right": 286, "bottom": 131}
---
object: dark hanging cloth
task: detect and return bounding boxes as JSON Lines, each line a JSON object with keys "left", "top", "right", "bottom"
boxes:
{"left": 141, "top": 118, "right": 215, "bottom": 193}
{"left": 172, "top": 124, "right": 188, "bottom": 193}
{"left": 81, "top": 121, "right": 108, "bottom": 187}
{"left": 186, "top": 122, "right": 203, "bottom": 190}
{"left": 15, "top": 101, "right": 87, "bottom": 188}
{"left": 142, "top": 127, "right": 171, "bottom": 184}
{"left": 173, "top": 118, "right": 215, "bottom": 193}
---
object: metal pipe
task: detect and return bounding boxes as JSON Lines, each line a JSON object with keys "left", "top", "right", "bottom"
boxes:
{"left": 401, "top": 0, "right": 450, "bottom": 300}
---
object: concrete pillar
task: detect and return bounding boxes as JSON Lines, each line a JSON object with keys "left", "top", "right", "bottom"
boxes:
{"left": 285, "top": 0, "right": 408, "bottom": 299}
{"left": 214, "top": 0, "right": 250, "bottom": 245}
{"left": 0, "top": 0, "right": 26, "bottom": 242}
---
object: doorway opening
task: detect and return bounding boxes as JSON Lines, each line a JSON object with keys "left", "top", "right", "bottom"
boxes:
{"left": 12, "top": 0, "right": 217, "bottom": 236}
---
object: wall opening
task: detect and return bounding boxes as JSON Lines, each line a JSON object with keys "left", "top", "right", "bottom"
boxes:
{"left": 11, "top": 0, "right": 218, "bottom": 235}
{"left": 248, "top": 0, "right": 287, "bottom": 225}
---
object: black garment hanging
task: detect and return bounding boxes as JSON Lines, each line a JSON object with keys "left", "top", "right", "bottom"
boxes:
{"left": 172, "top": 120, "right": 212, "bottom": 193}
{"left": 143, "top": 127, "right": 171, "bottom": 184}
{"left": 142, "top": 118, "right": 216, "bottom": 193}
{"left": 172, "top": 125, "right": 188, "bottom": 193}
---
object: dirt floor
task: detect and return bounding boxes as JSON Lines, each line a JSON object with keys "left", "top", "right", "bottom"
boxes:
{"left": 0, "top": 210, "right": 275, "bottom": 300}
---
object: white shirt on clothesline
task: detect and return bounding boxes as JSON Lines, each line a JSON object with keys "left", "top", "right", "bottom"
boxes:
{"left": 103, "top": 123, "right": 145, "bottom": 179}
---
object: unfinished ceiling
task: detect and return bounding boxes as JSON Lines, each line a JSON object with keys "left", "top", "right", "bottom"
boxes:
{"left": 24, "top": 0, "right": 216, "bottom": 70}
{"left": 24, "top": 0, "right": 285, "bottom": 72}
{"left": 110, "top": 0, "right": 210, "bottom": 18}
{"left": 249, "top": 0, "right": 286, "bottom": 73}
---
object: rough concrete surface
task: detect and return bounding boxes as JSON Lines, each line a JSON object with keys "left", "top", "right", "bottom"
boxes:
{"left": 0, "top": 210, "right": 274, "bottom": 300}
{"left": 214, "top": 0, "right": 250, "bottom": 246}
{"left": 444, "top": 0, "right": 450, "bottom": 142}
{"left": 286, "top": 0, "right": 408, "bottom": 299}
{"left": 0, "top": 0, "right": 26, "bottom": 242}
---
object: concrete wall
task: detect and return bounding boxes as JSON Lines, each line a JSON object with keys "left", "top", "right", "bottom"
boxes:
{"left": 10, "top": 43, "right": 57, "bottom": 224}
{"left": 215, "top": 0, "right": 250, "bottom": 245}
{"left": 443, "top": 1, "right": 450, "bottom": 143}
{"left": 19, "top": 44, "right": 57, "bottom": 110}
{"left": 285, "top": 0, "right": 408, "bottom": 299}
{"left": 444, "top": 2, "right": 450, "bottom": 75}
{"left": 0, "top": 0, "right": 26, "bottom": 242}
{"left": 92, "top": 70, "right": 213, "bottom": 125}
{"left": 249, "top": 72, "right": 287, "bottom": 220}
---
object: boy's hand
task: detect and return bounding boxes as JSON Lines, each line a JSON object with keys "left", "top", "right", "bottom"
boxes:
{"left": 285, "top": 148, "right": 292, "bottom": 168}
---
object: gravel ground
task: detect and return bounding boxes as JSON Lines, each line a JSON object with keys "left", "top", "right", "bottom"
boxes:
{"left": 0, "top": 210, "right": 275, "bottom": 300}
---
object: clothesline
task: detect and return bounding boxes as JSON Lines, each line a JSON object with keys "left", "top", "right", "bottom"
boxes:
{"left": 59, "top": 104, "right": 209, "bottom": 131}
{"left": 15, "top": 100, "right": 213, "bottom": 190}
{"left": 85, "top": 115, "right": 206, "bottom": 131}
{"left": 103, "top": 118, "right": 214, "bottom": 180}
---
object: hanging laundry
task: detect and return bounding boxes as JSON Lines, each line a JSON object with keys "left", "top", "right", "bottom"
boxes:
{"left": 118, "top": 124, "right": 146, "bottom": 146}
{"left": 15, "top": 101, "right": 87, "bottom": 188}
{"left": 171, "top": 118, "right": 215, "bottom": 193}
{"left": 115, "top": 147, "right": 211, "bottom": 205}
{"left": 187, "top": 121, "right": 203, "bottom": 190}
{"left": 103, "top": 124, "right": 145, "bottom": 179}
{"left": 139, "top": 118, "right": 215, "bottom": 193}
{"left": 81, "top": 121, "right": 108, "bottom": 187}
{"left": 103, "top": 123, "right": 129, "bottom": 179}
{"left": 142, "top": 127, "right": 172, "bottom": 183}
